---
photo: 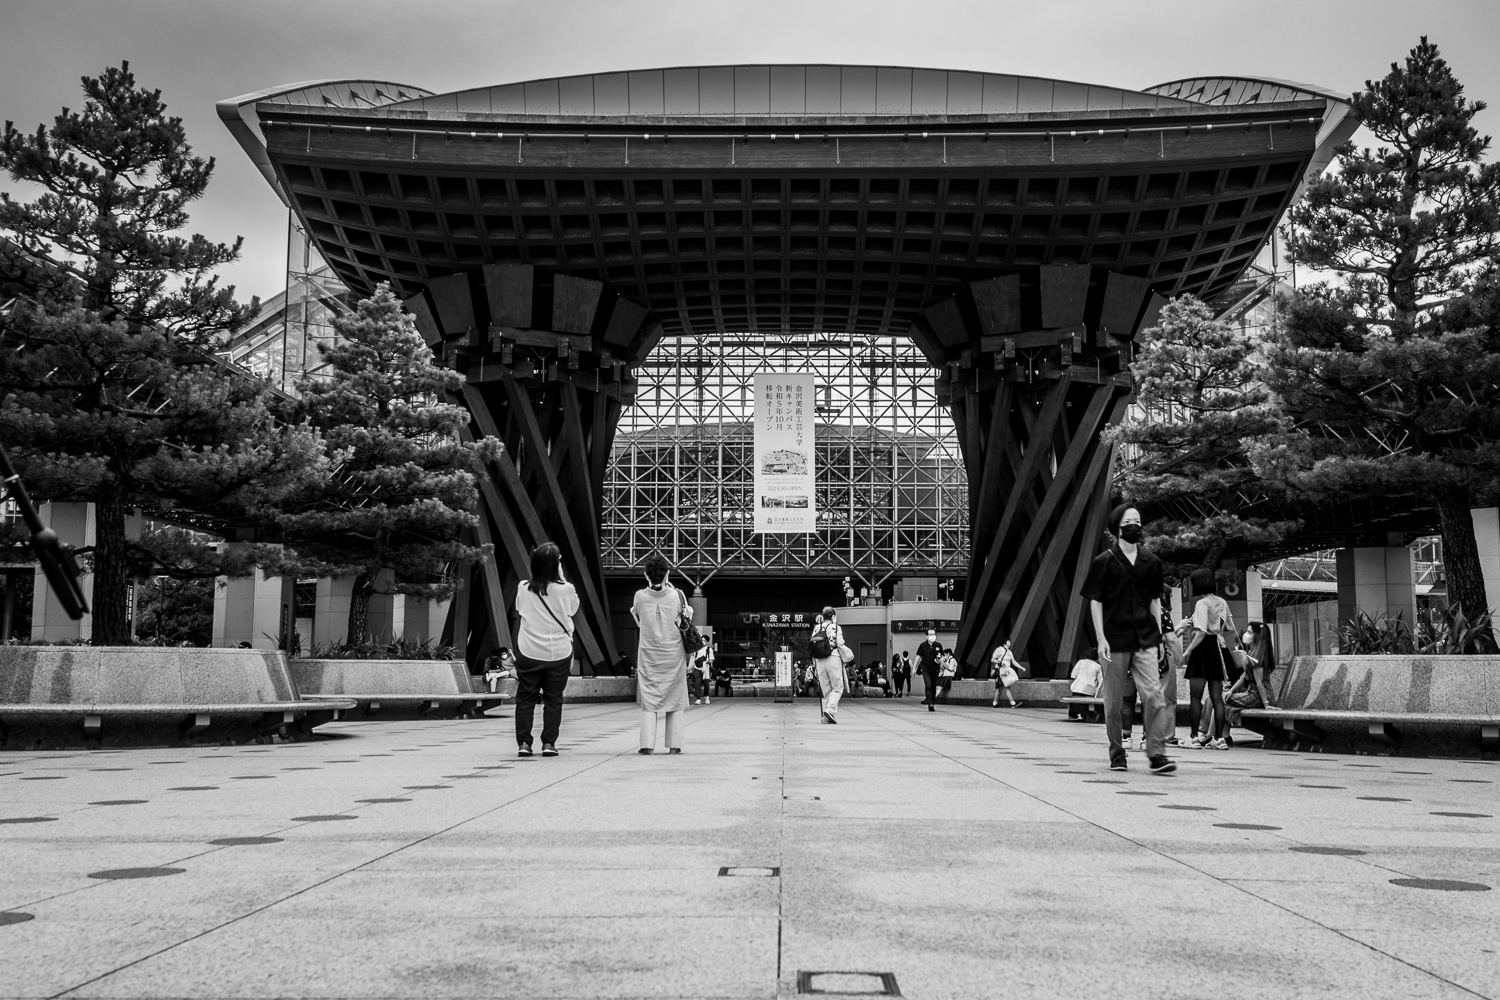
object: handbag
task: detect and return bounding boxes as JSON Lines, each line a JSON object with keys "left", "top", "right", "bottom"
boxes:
{"left": 676, "top": 589, "right": 706, "bottom": 654}
{"left": 837, "top": 643, "right": 855, "bottom": 664}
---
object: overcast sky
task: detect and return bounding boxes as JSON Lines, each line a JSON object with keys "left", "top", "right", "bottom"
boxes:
{"left": 3, "top": 0, "right": 1498, "bottom": 302}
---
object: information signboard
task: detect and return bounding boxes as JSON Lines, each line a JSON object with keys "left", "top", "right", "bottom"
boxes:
{"left": 753, "top": 373, "right": 817, "bottom": 534}
{"left": 775, "top": 650, "right": 793, "bottom": 688}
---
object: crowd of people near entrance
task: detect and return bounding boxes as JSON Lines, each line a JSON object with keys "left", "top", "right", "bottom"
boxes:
{"left": 502, "top": 505, "right": 1279, "bottom": 772}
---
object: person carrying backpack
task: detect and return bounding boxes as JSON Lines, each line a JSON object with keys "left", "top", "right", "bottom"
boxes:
{"left": 808, "top": 605, "right": 846, "bottom": 724}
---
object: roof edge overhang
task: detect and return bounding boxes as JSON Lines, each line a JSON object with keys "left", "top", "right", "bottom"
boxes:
{"left": 219, "top": 79, "right": 434, "bottom": 207}
{"left": 253, "top": 97, "right": 1326, "bottom": 133}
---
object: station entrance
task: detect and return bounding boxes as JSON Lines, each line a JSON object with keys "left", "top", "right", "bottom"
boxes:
{"left": 221, "top": 66, "right": 1350, "bottom": 676}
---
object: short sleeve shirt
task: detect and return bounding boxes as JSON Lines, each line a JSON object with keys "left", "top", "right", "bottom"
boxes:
{"left": 1079, "top": 543, "right": 1164, "bottom": 652}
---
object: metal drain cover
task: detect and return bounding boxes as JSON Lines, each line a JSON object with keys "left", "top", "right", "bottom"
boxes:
{"left": 798, "top": 971, "right": 900, "bottom": 995}
{"left": 719, "top": 866, "right": 779, "bottom": 877}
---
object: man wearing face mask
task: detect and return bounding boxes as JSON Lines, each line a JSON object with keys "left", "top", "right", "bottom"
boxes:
{"left": 1079, "top": 505, "right": 1176, "bottom": 774}
{"left": 916, "top": 629, "right": 942, "bottom": 713}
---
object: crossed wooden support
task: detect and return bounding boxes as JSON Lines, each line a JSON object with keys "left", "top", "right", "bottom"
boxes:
{"left": 920, "top": 266, "right": 1167, "bottom": 679}
{"left": 403, "top": 264, "right": 662, "bottom": 674}
{"left": 410, "top": 260, "right": 1166, "bottom": 678}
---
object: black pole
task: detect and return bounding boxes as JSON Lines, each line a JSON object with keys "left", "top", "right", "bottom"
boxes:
{"left": 0, "top": 444, "right": 89, "bottom": 620}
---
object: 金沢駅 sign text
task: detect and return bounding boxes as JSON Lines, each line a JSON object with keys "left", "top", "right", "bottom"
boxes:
{"left": 753, "top": 373, "right": 816, "bottom": 533}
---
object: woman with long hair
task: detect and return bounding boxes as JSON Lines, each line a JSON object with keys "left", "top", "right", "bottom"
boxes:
{"left": 1226, "top": 622, "right": 1277, "bottom": 729}
{"left": 1182, "top": 567, "right": 1236, "bottom": 750}
{"left": 512, "top": 542, "right": 579, "bottom": 758}
{"left": 632, "top": 552, "right": 692, "bottom": 753}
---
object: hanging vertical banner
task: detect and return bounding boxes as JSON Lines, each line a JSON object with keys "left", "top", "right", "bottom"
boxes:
{"left": 753, "top": 372, "right": 817, "bottom": 534}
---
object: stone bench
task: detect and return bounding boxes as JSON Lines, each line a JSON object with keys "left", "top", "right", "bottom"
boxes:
{"left": 938, "top": 679, "right": 1072, "bottom": 705}
{"left": 0, "top": 647, "right": 353, "bottom": 747}
{"left": 1060, "top": 695, "right": 1195, "bottom": 726}
{"left": 1241, "top": 654, "right": 1500, "bottom": 754}
{"left": 290, "top": 659, "right": 507, "bottom": 720}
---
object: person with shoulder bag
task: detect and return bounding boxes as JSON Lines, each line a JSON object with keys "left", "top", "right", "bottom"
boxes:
{"left": 632, "top": 552, "right": 692, "bottom": 754}
{"left": 810, "top": 605, "right": 847, "bottom": 724}
{"left": 1182, "top": 567, "right": 1237, "bottom": 750}
{"left": 990, "top": 638, "right": 1022, "bottom": 708}
{"left": 512, "top": 542, "right": 580, "bottom": 759}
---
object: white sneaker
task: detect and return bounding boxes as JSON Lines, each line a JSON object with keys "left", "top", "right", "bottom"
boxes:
{"left": 1210, "top": 738, "right": 1229, "bottom": 750}
{"left": 693, "top": 699, "right": 701, "bottom": 705}
{"left": 704, "top": 697, "right": 710, "bottom": 704}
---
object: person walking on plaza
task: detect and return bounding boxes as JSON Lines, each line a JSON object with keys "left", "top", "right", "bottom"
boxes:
{"left": 1183, "top": 567, "right": 1236, "bottom": 750}
{"left": 990, "top": 638, "right": 1022, "bottom": 708}
{"left": 917, "top": 629, "right": 942, "bottom": 712}
{"left": 632, "top": 552, "right": 692, "bottom": 754}
{"left": 691, "top": 641, "right": 712, "bottom": 705}
{"left": 513, "top": 542, "right": 579, "bottom": 759}
{"left": 809, "top": 606, "right": 847, "bottom": 724}
{"left": 1080, "top": 506, "right": 1175, "bottom": 774}
{"left": 899, "top": 649, "right": 913, "bottom": 697}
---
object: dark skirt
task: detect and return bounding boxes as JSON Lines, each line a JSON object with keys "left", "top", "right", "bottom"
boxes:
{"left": 1185, "top": 639, "right": 1228, "bottom": 682}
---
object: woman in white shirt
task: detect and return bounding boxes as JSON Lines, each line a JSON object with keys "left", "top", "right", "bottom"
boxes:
{"left": 1182, "top": 566, "right": 1235, "bottom": 750}
{"left": 513, "top": 542, "right": 579, "bottom": 758}
{"left": 632, "top": 552, "right": 691, "bottom": 753}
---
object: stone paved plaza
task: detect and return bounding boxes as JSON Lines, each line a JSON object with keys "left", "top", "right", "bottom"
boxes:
{"left": 3, "top": 700, "right": 1498, "bottom": 1000}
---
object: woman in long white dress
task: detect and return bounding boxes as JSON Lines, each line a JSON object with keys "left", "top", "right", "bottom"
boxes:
{"left": 632, "top": 552, "right": 691, "bottom": 754}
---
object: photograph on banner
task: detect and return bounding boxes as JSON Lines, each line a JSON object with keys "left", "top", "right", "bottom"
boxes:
{"left": 753, "top": 372, "right": 817, "bottom": 534}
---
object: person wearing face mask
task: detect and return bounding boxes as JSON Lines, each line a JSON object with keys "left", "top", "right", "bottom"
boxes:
{"left": 916, "top": 629, "right": 943, "bottom": 712}
{"left": 1079, "top": 506, "right": 1176, "bottom": 775}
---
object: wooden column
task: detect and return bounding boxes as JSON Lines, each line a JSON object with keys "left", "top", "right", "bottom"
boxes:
{"left": 929, "top": 267, "right": 1156, "bottom": 676}
{"left": 408, "top": 266, "right": 650, "bottom": 673}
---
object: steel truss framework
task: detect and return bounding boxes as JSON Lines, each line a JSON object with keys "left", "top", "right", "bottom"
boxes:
{"left": 604, "top": 334, "right": 966, "bottom": 577}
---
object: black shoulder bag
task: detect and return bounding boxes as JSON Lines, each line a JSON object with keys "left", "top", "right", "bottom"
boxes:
{"left": 676, "top": 588, "right": 706, "bottom": 654}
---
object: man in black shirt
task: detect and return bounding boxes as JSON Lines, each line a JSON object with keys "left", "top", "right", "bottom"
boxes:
{"left": 916, "top": 629, "right": 942, "bottom": 712}
{"left": 1079, "top": 505, "right": 1176, "bottom": 775}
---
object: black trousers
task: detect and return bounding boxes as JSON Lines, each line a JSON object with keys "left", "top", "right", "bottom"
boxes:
{"left": 922, "top": 666, "right": 939, "bottom": 704}
{"left": 714, "top": 678, "right": 733, "bottom": 697}
{"left": 515, "top": 654, "right": 571, "bottom": 747}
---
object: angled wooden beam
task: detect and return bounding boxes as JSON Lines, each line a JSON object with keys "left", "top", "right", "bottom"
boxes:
{"left": 956, "top": 375, "right": 1072, "bottom": 659}
{"left": 1006, "top": 417, "right": 1119, "bottom": 654}
{"left": 969, "top": 384, "right": 1118, "bottom": 661}
{"left": 1054, "top": 437, "right": 1120, "bottom": 676}
{"left": 463, "top": 408, "right": 606, "bottom": 668}
{"left": 500, "top": 370, "right": 618, "bottom": 665}
{"left": 558, "top": 382, "right": 601, "bottom": 553}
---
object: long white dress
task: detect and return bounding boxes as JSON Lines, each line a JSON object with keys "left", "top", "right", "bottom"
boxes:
{"left": 632, "top": 586, "right": 689, "bottom": 712}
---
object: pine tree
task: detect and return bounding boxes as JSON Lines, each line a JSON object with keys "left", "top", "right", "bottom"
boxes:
{"left": 265, "top": 284, "right": 493, "bottom": 641}
{"left": 1107, "top": 295, "right": 1298, "bottom": 579}
{"left": 0, "top": 62, "right": 330, "bottom": 644}
{"left": 1264, "top": 38, "right": 1500, "bottom": 646}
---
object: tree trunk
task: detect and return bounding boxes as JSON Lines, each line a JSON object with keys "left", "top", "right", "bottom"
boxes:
{"left": 1432, "top": 482, "right": 1497, "bottom": 652}
{"left": 91, "top": 494, "right": 132, "bottom": 645}
{"left": 346, "top": 570, "right": 373, "bottom": 644}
